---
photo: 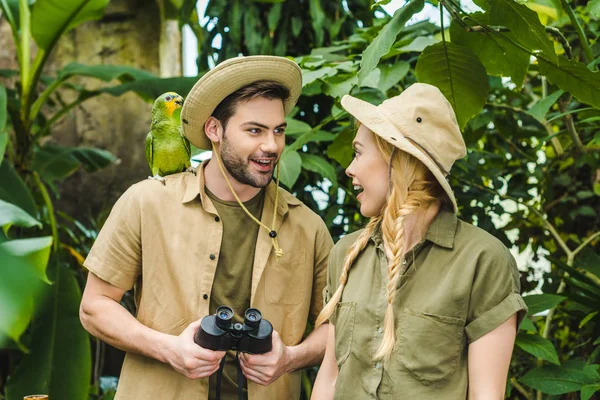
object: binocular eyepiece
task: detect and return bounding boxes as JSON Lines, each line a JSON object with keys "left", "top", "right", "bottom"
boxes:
{"left": 194, "top": 306, "right": 273, "bottom": 354}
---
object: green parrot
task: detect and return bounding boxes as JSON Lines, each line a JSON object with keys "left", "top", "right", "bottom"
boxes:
{"left": 146, "top": 92, "right": 192, "bottom": 183}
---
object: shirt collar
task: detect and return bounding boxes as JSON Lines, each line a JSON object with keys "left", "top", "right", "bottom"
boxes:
{"left": 181, "top": 159, "right": 301, "bottom": 215}
{"left": 370, "top": 209, "right": 457, "bottom": 249}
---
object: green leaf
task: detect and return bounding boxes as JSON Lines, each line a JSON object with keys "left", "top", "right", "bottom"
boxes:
{"left": 538, "top": 56, "right": 600, "bottom": 109}
{"left": 0, "top": 199, "right": 42, "bottom": 233}
{"left": 515, "top": 332, "right": 560, "bottom": 365}
{"left": 31, "top": 0, "right": 110, "bottom": 50}
{"left": 32, "top": 144, "right": 120, "bottom": 183}
{"left": 527, "top": 90, "right": 564, "bottom": 123}
{"left": 582, "top": 385, "right": 600, "bottom": 400}
{"left": 277, "top": 150, "right": 302, "bottom": 188}
{"left": 302, "top": 67, "right": 336, "bottom": 87}
{"left": 0, "top": 132, "right": 7, "bottom": 167}
{"left": 1, "top": 237, "right": 53, "bottom": 284}
{"left": 285, "top": 118, "right": 312, "bottom": 137}
{"left": 587, "top": 0, "right": 600, "bottom": 18}
{"left": 267, "top": 3, "right": 282, "bottom": 33}
{"left": 300, "top": 153, "right": 338, "bottom": 187}
{"left": 378, "top": 61, "right": 410, "bottom": 93}
{"left": 57, "top": 62, "right": 156, "bottom": 82}
{"left": 519, "top": 317, "right": 538, "bottom": 332}
{"left": 4, "top": 261, "right": 92, "bottom": 400}
{"left": 358, "top": 0, "right": 424, "bottom": 84}
{"left": 324, "top": 75, "right": 358, "bottom": 99}
{"left": 0, "top": 244, "right": 49, "bottom": 347}
{"left": 0, "top": 0, "right": 20, "bottom": 34}
{"left": 449, "top": 12, "right": 530, "bottom": 88}
{"left": 0, "top": 84, "right": 6, "bottom": 133}
{"left": 580, "top": 312, "right": 598, "bottom": 329}
{"left": 524, "top": 294, "right": 567, "bottom": 315}
{"left": 309, "top": 0, "right": 326, "bottom": 47}
{"left": 415, "top": 41, "right": 489, "bottom": 129}
{"left": 487, "top": 0, "right": 557, "bottom": 63}
{"left": 520, "top": 360, "right": 600, "bottom": 395}
{"left": 0, "top": 162, "right": 37, "bottom": 217}
{"left": 327, "top": 127, "right": 355, "bottom": 168}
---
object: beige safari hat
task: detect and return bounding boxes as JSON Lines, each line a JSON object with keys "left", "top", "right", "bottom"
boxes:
{"left": 341, "top": 83, "right": 467, "bottom": 212}
{"left": 181, "top": 55, "right": 302, "bottom": 149}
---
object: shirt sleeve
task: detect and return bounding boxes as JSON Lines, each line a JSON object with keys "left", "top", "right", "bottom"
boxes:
{"left": 465, "top": 244, "right": 528, "bottom": 343}
{"left": 83, "top": 185, "right": 143, "bottom": 291}
{"left": 308, "top": 219, "right": 334, "bottom": 325}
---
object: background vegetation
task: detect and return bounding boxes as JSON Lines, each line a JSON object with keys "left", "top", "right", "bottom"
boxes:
{"left": 0, "top": 0, "right": 599, "bottom": 398}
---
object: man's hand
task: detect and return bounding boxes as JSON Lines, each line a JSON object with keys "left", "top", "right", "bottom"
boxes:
{"left": 239, "top": 330, "right": 291, "bottom": 386}
{"left": 163, "top": 319, "right": 226, "bottom": 379}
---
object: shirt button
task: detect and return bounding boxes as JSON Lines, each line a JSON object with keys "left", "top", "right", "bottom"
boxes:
{"left": 214, "top": 216, "right": 220, "bottom": 222}
{"left": 209, "top": 254, "right": 216, "bottom": 260}
{"left": 377, "top": 327, "right": 383, "bottom": 334}
{"left": 402, "top": 259, "right": 407, "bottom": 265}
{"left": 375, "top": 362, "right": 382, "bottom": 369}
{"left": 203, "top": 294, "right": 208, "bottom": 300}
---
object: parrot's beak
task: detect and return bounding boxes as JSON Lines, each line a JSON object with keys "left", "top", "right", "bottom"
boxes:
{"left": 175, "top": 98, "right": 184, "bottom": 107}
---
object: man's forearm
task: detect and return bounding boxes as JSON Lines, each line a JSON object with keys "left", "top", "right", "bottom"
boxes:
{"left": 80, "top": 295, "right": 171, "bottom": 363}
{"left": 285, "top": 323, "right": 329, "bottom": 372}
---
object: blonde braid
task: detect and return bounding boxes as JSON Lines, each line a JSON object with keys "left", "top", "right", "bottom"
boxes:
{"left": 315, "top": 216, "right": 382, "bottom": 327}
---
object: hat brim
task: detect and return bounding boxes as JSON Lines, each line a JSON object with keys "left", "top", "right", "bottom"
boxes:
{"left": 181, "top": 56, "right": 302, "bottom": 150}
{"left": 341, "top": 95, "right": 458, "bottom": 212}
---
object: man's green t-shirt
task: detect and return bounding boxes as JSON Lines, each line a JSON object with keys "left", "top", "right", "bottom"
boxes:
{"left": 205, "top": 188, "right": 264, "bottom": 400}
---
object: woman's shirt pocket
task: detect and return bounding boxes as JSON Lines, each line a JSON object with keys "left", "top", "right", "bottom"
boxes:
{"left": 333, "top": 301, "right": 356, "bottom": 368}
{"left": 396, "top": 307, "right": 466, "bottom": 385}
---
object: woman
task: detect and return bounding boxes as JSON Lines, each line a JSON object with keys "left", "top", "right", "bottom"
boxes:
{"left": 311, "top": 83, "right": 527, "bottom": 399}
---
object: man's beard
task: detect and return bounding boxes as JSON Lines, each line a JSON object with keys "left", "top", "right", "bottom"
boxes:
{"left": 219, "top": 133, "right": 277, "bottom": 188}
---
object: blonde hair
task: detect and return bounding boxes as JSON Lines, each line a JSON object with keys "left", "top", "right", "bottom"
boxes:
{"left": 315, "top": 130, "right": 447, "bottom": 362}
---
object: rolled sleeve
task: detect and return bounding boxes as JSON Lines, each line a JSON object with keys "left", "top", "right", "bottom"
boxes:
{"left": 465, "top": 246, "right": 528, "bottom": 343}
{"left": 308, "top": 220, "right": 334, "bottom": 325}
{"left": 83, "top": 185, "right": 142, "bottom": 290}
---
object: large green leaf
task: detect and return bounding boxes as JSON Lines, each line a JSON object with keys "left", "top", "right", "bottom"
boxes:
{"left": 449, "top": 12, "right": 530, "bottom": 89}
{"left": 538, "top": 56, "right": 600, "bottom": 110}
{"left": 57, "top": 62, "right": 156, "bottom": 82}
{"left": 0, "top": 84, "right": 6, "bottom": 165}
{"left": 527, "top": 90, "right": 564, "bottom": 123}
{"left": 588, "top": 0, "right": 600, "bottom": 18}
{"left": 487, "top": 0, "right": 557, "bottom": 64}
{"left": 31, "top": 0, "right": 110, "bottom": 50}
{"left": 415, "top": 41, "right": 489, "bottom": 129}
{"left": 285, "top": 118, "right": 312, "bottom": 137}
{"left": 520, "top": 360, "right": 600, "bottom": 395}
{"left": 277, "top": 150, "right": 302, "bottom": 188}
{"left": 309, "top": 0, "right": 326, "bottom": 47}
{"left": 86, "top": 76, "right": 200, "bottom": 102}
{"left": 0, "top": 162, "right": 37, "bottom": 217}
{"left": 2, "top": 237, "right": 53, "bottom": 284}
{"left": 5, "top": 261, "right": 91, "bottom": 400}
{"left": 327, "top": 127, "right": 354, "bottom": 168}
{"left": 32, "top": 144, "right": 120, "bottom": 183}
{"left": 358, "top": 0, "right": 424, "bottom": 84}
{"left": 524, "top": 294, "right": 567, "bottom": 315}
{"left": 0, "top": 199, "right": 42, "bottom": 233}
{"left": 516, "top": 332, "right": 560, "bottom": 365}
{"left": 377, "top": 61, "right": 410, "bottom": 93}
{"left": 300, "top": 153, "right": 338, "bottom": 188}
{"left": 0, "top": 244, "right": 49, "bottom": 347}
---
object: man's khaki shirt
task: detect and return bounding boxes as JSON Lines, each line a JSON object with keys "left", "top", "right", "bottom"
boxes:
{"left": 324, "top": 210, "right": 527, "bottom": 399}
{"left": 84, "top": 161, "right": 333, "bottom": 400}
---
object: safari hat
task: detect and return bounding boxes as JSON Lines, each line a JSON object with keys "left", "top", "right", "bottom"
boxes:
{"left": 181, "top": 55, "right": 302, "bottom": 149}
{"left": 341, "top": 83, "right": 467, "bottom": 212}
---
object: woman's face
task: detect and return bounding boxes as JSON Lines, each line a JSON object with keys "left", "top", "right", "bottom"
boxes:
{"left": 346, "top": 125, "right": 390, "bottom": 217}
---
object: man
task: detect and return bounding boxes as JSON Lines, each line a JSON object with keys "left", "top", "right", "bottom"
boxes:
{"left": 80, "top": 55, "right": 333, "bottom": 400}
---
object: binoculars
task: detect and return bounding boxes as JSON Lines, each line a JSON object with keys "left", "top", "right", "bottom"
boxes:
{"left": 194, "top": 306, "right": 273, "bottom": 354}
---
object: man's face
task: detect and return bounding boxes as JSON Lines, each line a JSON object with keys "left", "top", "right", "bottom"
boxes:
{"left": 219, "top": 97, "right": 286, "bottom": 188}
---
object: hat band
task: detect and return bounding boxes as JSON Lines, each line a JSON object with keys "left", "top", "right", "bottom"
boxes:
{"left": 404, "top": 137, "right": 449, "bottom": 176}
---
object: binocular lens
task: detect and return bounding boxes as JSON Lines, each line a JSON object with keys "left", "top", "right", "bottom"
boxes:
{"left": 215, "top": 306, "right": 234, "bottom": 329}
{"left": 244, "top": 308, "right": 262, "bottom": 328}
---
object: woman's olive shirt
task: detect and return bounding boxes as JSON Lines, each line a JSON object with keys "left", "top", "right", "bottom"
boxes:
{"left": 324, "top": 211, "right": 527, "bottom": 399}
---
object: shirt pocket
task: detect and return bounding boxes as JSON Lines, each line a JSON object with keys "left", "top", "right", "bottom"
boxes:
{"left": 264, "top": 250, "right": 307, "bottom": 305}
{"left": 396, "top": 307, "right": 465, "bottom": 385}
{"left": 333, "top": 302, "right": 356, "bottom": 368}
